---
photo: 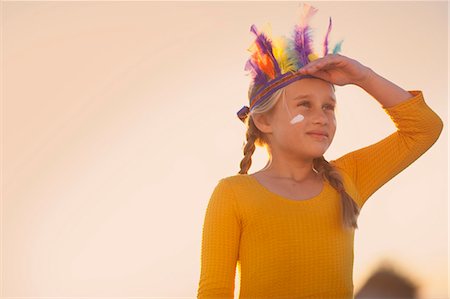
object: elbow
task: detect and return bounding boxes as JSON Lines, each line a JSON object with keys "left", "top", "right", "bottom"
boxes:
{"left": 417, "top": 98, "right": 445, "bottom": 145}
{"left": 415, "top": 114, "right": 444, "bottom": 150}
{"left": 397, "top": 114, "right": 444, "bottom": 154}
{"left": 436, "top": 115, "right": 444, "bottom": 136}
{"left": 429, "top": 114, "right": 444, "bottom": 144}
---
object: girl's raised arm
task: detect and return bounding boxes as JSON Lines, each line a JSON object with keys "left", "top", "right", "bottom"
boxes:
{"left": 331, "top": 89, "right": 443, "bottom": 208}
{"left": 300, "top": 55, "right": 443, "bottom": 208}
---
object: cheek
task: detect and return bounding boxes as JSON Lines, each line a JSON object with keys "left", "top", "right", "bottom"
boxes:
{"left": 329, "top": 116, "right": 337, "bottom": 138}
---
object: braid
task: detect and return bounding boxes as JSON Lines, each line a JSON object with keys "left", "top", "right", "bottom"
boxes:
{"left": 238, "top": 83, "right": 280, "bottom": 175}
{"left": 314, "top": 156, "right": 360, "bottom": 230}
{"left": 238, "top": 117, "right": 259, "bottom": 174}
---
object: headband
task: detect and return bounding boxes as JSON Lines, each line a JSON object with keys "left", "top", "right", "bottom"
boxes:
{"left": 237, "top": 3, "right": 344, "bottom": 122}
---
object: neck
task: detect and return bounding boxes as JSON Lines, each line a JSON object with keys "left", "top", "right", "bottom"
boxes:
{"left": 260, "top": 155, "right": 319, "bottom": 183}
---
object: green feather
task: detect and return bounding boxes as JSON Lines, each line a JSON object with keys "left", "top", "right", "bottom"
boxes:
{"left": 332, "top": 39, "right": 344, "bottom": 54}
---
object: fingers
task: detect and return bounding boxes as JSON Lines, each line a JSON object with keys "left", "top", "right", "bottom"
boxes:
{"left": 299, "top": 60, "right": 329, "bottom": 74}
{"left": 299, "top": 54, "right": 332, "bottom": 72}
{"left": 298, "top": 54, "right": 342, "bottom": 74}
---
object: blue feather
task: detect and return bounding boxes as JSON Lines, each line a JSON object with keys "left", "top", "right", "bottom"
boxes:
{"left": 332, "top": 39, "right": 344, "bottom": 54}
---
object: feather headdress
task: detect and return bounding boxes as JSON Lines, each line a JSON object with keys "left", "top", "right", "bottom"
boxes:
{"left": 237, "top": 3, "right": 344, "bottom": 122}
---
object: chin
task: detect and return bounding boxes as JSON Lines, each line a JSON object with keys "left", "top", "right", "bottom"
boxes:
{"left": 308, "top": 147, "right": 330, "bottom": 158}
{"left": 299, "top": 149, "right": 327, "bottom": 160}
{"left": 291, "top": 141, "right": 331, "bottom": 158}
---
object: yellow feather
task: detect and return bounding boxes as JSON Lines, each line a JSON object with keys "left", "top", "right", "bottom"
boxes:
{"left": 272, "top": 36, "right": 298, "bottom": 74}
{"left": 308, "top": 53, "right": 319, "bottom": 61}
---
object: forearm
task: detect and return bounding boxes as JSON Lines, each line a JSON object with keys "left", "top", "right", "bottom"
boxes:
{"left": 332, "top": 89, "right": 443, "bottom": 207}
{"left": 355, "top": 67, "right": 413, "bottom": 108}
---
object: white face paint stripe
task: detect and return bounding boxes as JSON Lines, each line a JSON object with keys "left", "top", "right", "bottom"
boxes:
{"left": 290, "top": 113, "right": 305, "bottom": 124}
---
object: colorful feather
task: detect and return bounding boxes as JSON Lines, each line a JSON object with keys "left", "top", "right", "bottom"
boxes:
{"left": 249, "top": 24, "right": 281, "bottom": 78}
{"left": 298, "top": 3, "right": 318, "bottom": 27}
{"left": 323, "top": 17, "right": 332, "bottom": 56}
{"left": 243, "top": 3, "right": 343, "bottom": 99}
{"left": 332, "top": 39, "right": 344, "bottom": 54}
{"left": 244, "top": 59, "right": 267, "bottom": 86}
{"left": 247, "top": 42, "right": 274, "bottom": 80}
{"left": 272, "top": 35, "right": 298, "bottom": 74}
{"left": 293, "top": 25, "right": 314, "bottom": 68}
{"left": 292, "top": 3, "right": 318, "bottom": 68}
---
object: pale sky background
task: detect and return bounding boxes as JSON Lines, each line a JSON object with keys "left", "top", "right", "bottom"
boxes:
{"left": 1, "top": 1, "right": 448, "bottom": 298}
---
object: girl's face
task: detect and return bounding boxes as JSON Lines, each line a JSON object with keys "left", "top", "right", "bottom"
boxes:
{"left": 257, "top": 78, "right": 337, "bottom": 159}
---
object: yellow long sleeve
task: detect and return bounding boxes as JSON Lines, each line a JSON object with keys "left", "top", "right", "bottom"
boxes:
{"left": 330, "top": 90, "right": 443, "bottom": 208}
{"left": 197, "top": 90, "right": 443, "bottom": 298}
{"left": 197, "top": 179, "right": 241, "bottom": 298}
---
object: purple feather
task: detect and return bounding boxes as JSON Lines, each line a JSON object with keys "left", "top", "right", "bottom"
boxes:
{"left": 293, "top": 25, "right": 314, "bottom": 68}
{"left": 323, "top": 17, "right": 332, "bottom": 56}
{"left": 250, "top": 24, "right": 281, "bottom": 76}
{"left": 245, "top": 59, "right": 268, "bottom": 86}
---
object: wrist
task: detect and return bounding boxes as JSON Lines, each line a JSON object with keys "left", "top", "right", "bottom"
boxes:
{"left": 354, "top": 66, "right": 375, "bottom": 89}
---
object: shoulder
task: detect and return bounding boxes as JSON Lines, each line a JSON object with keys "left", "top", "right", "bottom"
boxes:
{"left": 329, "top": 159, "right": 356, "bottom": 190}
{"left": 220, "top": 174, "right": 250, "bottom": 185}
{"left": 329, "top": 159, "right": 348, "bottom": 175}
{"left": 329, "top": 159, "right": 363, "bottom": 208}
{"left": 207, "top": 175, "right": 253, "bottom": 216}
{"left": 213, "top": 174, "right": 255, "bottom": 198}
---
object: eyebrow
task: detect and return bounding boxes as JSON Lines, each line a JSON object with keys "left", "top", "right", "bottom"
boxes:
{"left": 293, "top": 94, "right": 336, "bottom": 103}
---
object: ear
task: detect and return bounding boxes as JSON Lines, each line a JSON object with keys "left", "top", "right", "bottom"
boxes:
{"left": 252, "top": 113, "right": 273, "bottom": 134}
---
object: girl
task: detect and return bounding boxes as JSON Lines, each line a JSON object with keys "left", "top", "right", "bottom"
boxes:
{"left": 197, "top": 3, "right": 443, "bottom": 298}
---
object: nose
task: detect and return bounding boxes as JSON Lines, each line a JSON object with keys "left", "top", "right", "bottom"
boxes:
{"left": 311, "top": 108, "right": 328, "bottom": 125}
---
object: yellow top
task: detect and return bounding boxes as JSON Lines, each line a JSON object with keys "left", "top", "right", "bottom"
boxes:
{"left": 197, "top": 90, "right": 443, "bottom": 299}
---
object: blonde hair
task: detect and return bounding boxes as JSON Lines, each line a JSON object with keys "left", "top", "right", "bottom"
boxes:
{"left": 238, "top": 82, "right": 360, "bottom": 230}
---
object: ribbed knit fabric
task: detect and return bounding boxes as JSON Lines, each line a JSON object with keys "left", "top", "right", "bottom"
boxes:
{"left": 197, "top": 90, "right": 443, "bottom": 299}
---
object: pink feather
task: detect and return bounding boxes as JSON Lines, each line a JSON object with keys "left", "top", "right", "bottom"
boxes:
{"left": 323, "top": 17, "right": 332, "bottom": 56}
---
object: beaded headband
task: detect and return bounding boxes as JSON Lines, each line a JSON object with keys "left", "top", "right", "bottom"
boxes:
{"left": 237, "top": 3, "right": 343, "bottom": 122}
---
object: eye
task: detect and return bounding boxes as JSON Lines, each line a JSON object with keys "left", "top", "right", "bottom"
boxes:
{"left": 324, "top": 104, "right": 335, "bottom": 111}
{"left": 297, "top": 101, "right": 310, "bottom": 107}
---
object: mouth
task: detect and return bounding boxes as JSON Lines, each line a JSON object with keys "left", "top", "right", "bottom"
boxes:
{"left": 306, "top": 131, "right": 329, "bottom": 137}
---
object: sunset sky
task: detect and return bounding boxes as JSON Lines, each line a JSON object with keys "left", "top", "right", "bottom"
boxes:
{"left": 2, "top": 1, "right": 448, "bottom": 298}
